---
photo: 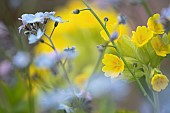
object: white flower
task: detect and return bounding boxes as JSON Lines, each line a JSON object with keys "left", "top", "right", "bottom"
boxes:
{"left": 28, "top": 28, "right": 44, "bottom": 44}
{"left": 44, "top": 11, "right": 55, "bottom": 18}
{"left": 12, "top": 51, "right": 30, "bottom": 68}
{"left": 18, "top": 14, "right": 35, "bottom": 25}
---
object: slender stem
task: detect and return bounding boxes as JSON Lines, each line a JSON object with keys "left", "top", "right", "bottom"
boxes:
{"left": 153, "top": 91, "right": 160, "bottom": 113}
{"left": 80, "top": 0, "right": 154, "bottom": 106}
{"left": 42, "top": 41, "right": 55, "bottom": 50}
{"left": 49, "top": 27, "right": 56, "bottom": 39}
{"left": 80, "top": 8, "right": 90, "bottom": 11}
{"left": 85, "top": 42, "right": 109, "bottom": 90}
{"left": 44, "top": 33, "right": 75, "bottom": 94}
{"left": 25, "top": 68, "right": 34, "bottom": 113}
{"left": 140, "top": 0, "right": 152, "bottom": 16}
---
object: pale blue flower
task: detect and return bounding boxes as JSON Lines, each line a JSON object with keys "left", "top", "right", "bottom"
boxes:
{"left": 18, "top": 14, "right": 35, "bottom": 25}
{"left": 34, "top": 52, "right": 61, "bottom": 69}
{"left": 28, "top": 28, "right": 44, "bottom": 44}
{"left": 44, "top": 11, "right": 55, "bottom": 18}
{"left": 38, "top": 88, "right": 74, "bottom": 111}
{"left": 12, "top": 51, "right": 30, "bottom": 68}
{"left": 161, "top": 5, "right": 170, "bottom": 21}
{"left": 62, "top": 46, "right": 77, "bottom": 59}
{"left": 34, "top": 12, "right": 45, "bottom": 23}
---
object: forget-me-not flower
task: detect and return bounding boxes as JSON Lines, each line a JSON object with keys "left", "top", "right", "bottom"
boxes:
{"left": 28, "top": 28, "right": 44, "bottom": 44}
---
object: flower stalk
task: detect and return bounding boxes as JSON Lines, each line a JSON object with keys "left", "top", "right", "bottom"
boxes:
{"left": 80, "top": 0, "right": 154, "bottom": 106}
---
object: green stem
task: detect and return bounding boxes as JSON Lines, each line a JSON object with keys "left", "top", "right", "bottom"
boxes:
{"left": 80, "top": 0, "right": 154, "bottom": 106}
{"left": 26, "top": 68, "right": 34, "bottom": 113}
{"left": 153, "top": 91, "right": 160, "bottom": 113}
{"left": 80, "top": 8, "right": 90, "bottom": 11}
{"left": 140, "top": 0, "right": 153, "bottom": 16}
{"left": 85, "top": 42, "right": 109, "bottom": 90}
{"left": 44, "top": 33, "right": 75, "bottom": 94}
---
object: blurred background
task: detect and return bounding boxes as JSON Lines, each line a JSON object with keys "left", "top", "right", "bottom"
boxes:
{"left": 0, "top": 0, "right": 170, "bottom": 113}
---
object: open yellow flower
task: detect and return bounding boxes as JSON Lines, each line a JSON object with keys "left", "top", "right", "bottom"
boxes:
{"left": 131, "top": 26, "right": 153, "bottom": 47}
{"left": 102, "top": 54, "right": 124, "bottom": 78}
{"left": 147, "top": 13, "right": 164, "bottom": 34}
{"left": 151, "top": 35, "right": 170, "bottom": 57}
{"left": 151, "top": 74, "right": 169, "bottom": 92}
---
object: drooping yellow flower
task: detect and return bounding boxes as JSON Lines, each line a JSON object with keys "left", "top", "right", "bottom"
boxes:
{"left": 151, "top": 35, "right": 170, "bottom": 57}
{"left": 151, "top": 74, "right": 169, "bottom": 92}
{"left": 100, "top": 24, "right": 129, "bottom": 42}
{"left": 131, "top": 26, "right": 153, "bottom": 47}
{"left": 147, "top": 13, "right": 164, "bottom": 34}
{"left": 102, "top": 54, "right": 124, "bottom": 78}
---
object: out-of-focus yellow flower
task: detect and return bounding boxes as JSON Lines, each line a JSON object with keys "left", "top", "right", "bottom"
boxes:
{"left": 75, "top": 73, "right": 88, "bottom": 88}
{"left": 131, "top": 26, "right": 153, "bottom": 47}
{"left": 100, "top": 24, "right": 129, "bottom": 41}
{"left": 102, "top": 54, "right": 124, "bottom": 78}
{"left": 151, "top": 35, "right": 170, "bottom": 57}
{"left": 29, "top": 64, "right": 56, "bottom": 95}
{"left": 147, "top": 13, "right": 164, "bottom": 34}
{"left": 151, "top": 74, "right": 169, "bottom": 92}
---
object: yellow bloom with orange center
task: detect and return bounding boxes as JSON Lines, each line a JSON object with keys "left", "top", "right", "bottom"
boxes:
{"left": 132, "top": 26, "right": 153, "bottom": 47}
{"left": 151, "top": 74, "right": 169, "bottom": 92}
{"left": 151, "top": 35, "right": 170, "bottom": 57}
{"left": 100, "top": 24, "right": 129, "bottom": 42}
{"left": 147, "top": 13, "right": 164, "bottom": 34}
{"left": 102, "top": 54, "right": 124, "bottom": 78}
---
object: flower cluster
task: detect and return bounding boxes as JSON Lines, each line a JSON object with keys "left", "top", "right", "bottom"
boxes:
{"left": 101, "top": 13, "right": 169, "bottom": 92}
{"left": 18, "top": 12, "right": 64, "bottom": 44}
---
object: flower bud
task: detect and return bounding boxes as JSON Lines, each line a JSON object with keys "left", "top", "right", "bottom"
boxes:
{"left": 54, "top": 22, "right": 58, "bottom": 27}
{"left": 118, "top": 14, "right": 127, "bottom": 24}
{"left": 73, "top": 9, "right": 80, "bottom": 14}
{"left": 110, "top": 32, "right": 118, "bottom": 41}
{"left": 97, "top": 44, "right": 104, "bottom": 52}
{"left": 104, "top": 17, "right": 109, "bottom": 22}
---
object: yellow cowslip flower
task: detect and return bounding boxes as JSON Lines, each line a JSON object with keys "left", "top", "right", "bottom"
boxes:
{"left": 151, "top": 74, "right": 169, "bottom": 92}
{"left": 147, "top": 13, "right": 164, "bottom": 34}
{"left": 102, "top": 54, "right": 124, "bottom": 78}
{"left": 100, "top": 24, "right": 129, "bottom": 42}
{"left": 151, "top": 35, "right": 170, "bottom": 57}
{"left": 131, "top": 26, "right": 153, "bottom": 47}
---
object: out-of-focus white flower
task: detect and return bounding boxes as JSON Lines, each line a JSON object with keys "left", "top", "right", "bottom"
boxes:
{"left": 87, "top": 75, "right": 130, "bottom": 101}
{"left": 28, "top": 28, "right": 44, "bottom": 44}
{"left": 38, "top": 88, "right": 74, "bottom": 111}
{"left": 62, "top": 46, "right": 77, "bottom": 60}
{"left": 12, "top": 51, "right": 30, "bottom": 68}
{"left": 161, "top": 5, "right": 170, "bottom": 21}
{"left": 34, "top": 52, "right": 61, "bottom": 69}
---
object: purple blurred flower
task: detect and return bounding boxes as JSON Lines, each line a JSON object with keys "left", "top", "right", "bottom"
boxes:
{"left": 0, "top": 60, "right": 12, "bottom": 76}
